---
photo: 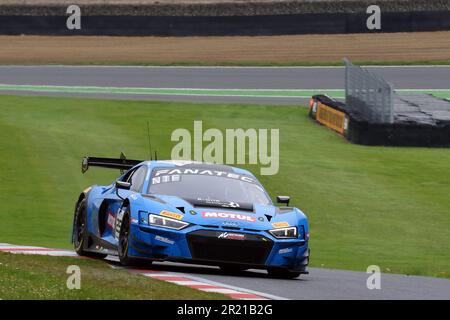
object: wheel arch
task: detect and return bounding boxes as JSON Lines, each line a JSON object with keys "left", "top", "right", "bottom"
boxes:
{"left": 72, "top": 186, "right": 94, "bottom": 244}
{"left": 122, "top": 198, "right": 130, "bottom": 209}
{"left": 122, "top": 194, "right": 144, "bottom": 219}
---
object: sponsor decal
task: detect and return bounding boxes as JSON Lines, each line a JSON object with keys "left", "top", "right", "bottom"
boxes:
{"left": 196, "top": 198, "right": 240, "bottom": 208}
{"left": 201, "top": 211, "right": 256, "bottom": 223}
{"left": 217, "top": 232, "right": 246, "bottom": 241}
{"left": 272, "top": 221, "right": 290, "bottom": 228}
{"left": 160, "top": 210, "right": 184, "bottom": 220}
{"left": 189, "top": 210, "right": 197, "bottom": 215}
{"left": 131, "top": 218, "right": 139, "bottom": 224}
{"left": 279, "top": 248, "right": 293, "bottom": 254}
{"left": 222, "top": 221, "right": 240, "bottom": 228}
{"left": 106, "top": 213, "right": 115, "bottom": 228}
{"left": 155, "top": 235, "right": 175, "bottom": 245}
{"left": 95, "top": 245, "right": 108, "bottom": 252}
{"left": 316, "top": 101, "right": 346, "bottom": 135}
{"left": 151, "top": 174, "right": 181, "bottom": 185}
{"left": 152, "top": 168, "right": 256, "bottom": 185}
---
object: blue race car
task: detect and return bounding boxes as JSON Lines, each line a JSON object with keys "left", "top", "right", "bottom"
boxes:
{"left": 73, "top": 155, "right": 310, "bottom": 278}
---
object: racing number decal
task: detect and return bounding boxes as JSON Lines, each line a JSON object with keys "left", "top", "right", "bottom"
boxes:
{"left": 114, "top": 207, "right": 126, "bottom": 238}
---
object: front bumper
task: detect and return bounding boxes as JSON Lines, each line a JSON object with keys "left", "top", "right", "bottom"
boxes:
{"left": 128, "top": 223, "right": 309, "bottom": 272}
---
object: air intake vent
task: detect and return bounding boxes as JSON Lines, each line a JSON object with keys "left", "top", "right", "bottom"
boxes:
{"left": 176, "top": 207, "right": 185, "bottom": 214}
{"left": 187, "top": 230, "right": 273, "bottom": 265}
{"left": 222, "top": 226, "right": 241, "bottom": 230}
{"left": 200, "top": 225, "right": 219, "bottom": 229}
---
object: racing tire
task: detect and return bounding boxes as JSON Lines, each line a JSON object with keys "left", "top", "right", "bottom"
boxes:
{"left": 73, "top": 199, "right": 107, "bottom": 259}
{"left": 118, "top": 206, "right": 139, "bottom": 266}
{"left": 267, "top": 268, "right": 301, "bottom": 279}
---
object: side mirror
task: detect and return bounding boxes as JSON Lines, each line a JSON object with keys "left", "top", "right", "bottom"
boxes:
{"left": 276, "top": 196, "right": 290, "bottom": 206}
{"left": 116, "top": 181, "right": 131, "bottom": 190}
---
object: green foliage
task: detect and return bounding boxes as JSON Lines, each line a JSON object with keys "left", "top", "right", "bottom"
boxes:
{"left": 0, "top": 94, "right": 449, "bottom": 279}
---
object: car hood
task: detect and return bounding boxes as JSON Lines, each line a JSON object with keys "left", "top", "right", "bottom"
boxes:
{"left": 140, "top": 194, "right": 305, "bottom": 231}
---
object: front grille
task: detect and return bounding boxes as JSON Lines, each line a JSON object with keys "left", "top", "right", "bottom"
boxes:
{"left": 222, "top": 226, "right": 240, "bottom": 230}
{"left": 187, "top": 230, "right": 273, "bottom": 265}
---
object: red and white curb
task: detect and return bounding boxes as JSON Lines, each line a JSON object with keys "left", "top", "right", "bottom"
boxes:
{"left": 0, "top": 243, "right": 79, "bottom": 257}
{"left": 0, "top": 243, "right": 286, "bottom": 300}
{"left": 126, "top": 268, "right": 281, "bottom": 300}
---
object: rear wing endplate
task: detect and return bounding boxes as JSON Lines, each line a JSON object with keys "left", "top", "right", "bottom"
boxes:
{"left": 81, "top": 153, "right": 143, "bottom": 174}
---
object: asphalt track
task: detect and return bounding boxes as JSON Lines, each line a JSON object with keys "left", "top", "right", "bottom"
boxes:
{"left": 1, "top": 65, "right": 450, "bottom": 299}
{"left": 0, "top": 65, "right": 449, "bottom": 104}
{"left": 2, "top": 243, "right": 450, "bottom": 299}
{"left": 153, "top": 262, "right": 450, "bottom": 300}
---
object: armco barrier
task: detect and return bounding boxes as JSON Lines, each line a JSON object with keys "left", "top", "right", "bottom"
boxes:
{"left": 0, "top": 11, "right": 450, "bottom": 35}
{"left": 309, "top": 95, "right": 450, "bottom": 147}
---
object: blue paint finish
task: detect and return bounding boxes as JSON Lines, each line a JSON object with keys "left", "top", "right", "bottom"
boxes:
{"left": 74, "top": 160, "right": 309, "bottom": 272}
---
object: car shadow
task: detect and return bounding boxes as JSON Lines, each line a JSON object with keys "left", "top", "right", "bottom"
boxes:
{"left": 106, "top": 256, "right": 306, "bottom": 281}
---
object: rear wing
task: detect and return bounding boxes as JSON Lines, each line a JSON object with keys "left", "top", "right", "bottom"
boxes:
{"left": 81, "top": 153, "right": 143, "bottom": 173}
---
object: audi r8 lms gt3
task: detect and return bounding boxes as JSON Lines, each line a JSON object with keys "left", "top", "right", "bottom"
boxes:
{"left": 72, "top": 156, "right": 310, "bottom": 278}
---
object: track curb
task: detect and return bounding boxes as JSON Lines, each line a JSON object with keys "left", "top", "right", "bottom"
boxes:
{"left": 0, "top": 243, "right": 279, "bottom": 300}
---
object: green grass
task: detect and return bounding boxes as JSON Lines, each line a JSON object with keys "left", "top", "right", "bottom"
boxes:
{"left": 0, "top": 252, "right": 227, "bottom": 299}
{"left": 0, "top": 94, "right": 449, "bottom": 280}
{"left": 1, "top": 85, "right": 449, "bottom": 100}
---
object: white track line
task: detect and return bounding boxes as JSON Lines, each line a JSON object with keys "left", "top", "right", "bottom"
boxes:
{"left": 180, "top": 273, "right": 289, "bottom": 300}
{"left": 135, "top": 269, "right": 273, "bottom": 299}
{"left": 170, "top": 280, "right": 208, "bottom": 286}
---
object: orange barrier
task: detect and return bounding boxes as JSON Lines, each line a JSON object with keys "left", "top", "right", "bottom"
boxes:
{"left": 310, "top": 100, "right": 347, "bottom": 135}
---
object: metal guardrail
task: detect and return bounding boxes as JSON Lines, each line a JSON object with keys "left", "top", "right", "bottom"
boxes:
{"left": 344, "top": 58, "right": 394, "bottom": 124}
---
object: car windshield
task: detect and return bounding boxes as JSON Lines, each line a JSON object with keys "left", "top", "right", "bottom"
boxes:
{"left": 147, "top": 168, "right": 271, "bottom": 206}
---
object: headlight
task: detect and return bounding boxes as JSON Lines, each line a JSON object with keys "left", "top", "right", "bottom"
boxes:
{"left": 269, "top": 226, "right": 298, "bottom": 239}
{"left": 148, "top": 214, "right": 189, "bottom": 230}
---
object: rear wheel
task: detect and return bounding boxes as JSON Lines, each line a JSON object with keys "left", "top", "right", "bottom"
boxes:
{"left": 118, "top": 206, "right": 139, "bottom": 266}
{"left": 73, "top": 199, "right": 107, "bottom": 259}
{"left": 267, "top": 268, "right": 301, "bottom": 279}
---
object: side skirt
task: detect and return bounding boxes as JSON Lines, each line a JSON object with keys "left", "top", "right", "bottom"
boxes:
{"left": 85, "top": 232, "right": 118, "bottom": 256}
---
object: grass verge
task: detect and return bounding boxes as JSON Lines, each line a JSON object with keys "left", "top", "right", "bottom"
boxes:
{"left": 0, "top": 252, "right": 227, "bottom": 299}
{"left": 0, "top": 94, "right": 449, "bottom": 279}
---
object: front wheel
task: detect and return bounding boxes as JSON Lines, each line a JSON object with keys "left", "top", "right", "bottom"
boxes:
{"left": 73, "top": 199, "right": 107, "bottom": 259}
{"left": 118, "top": 206, "right": 139, "bottom": 266}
